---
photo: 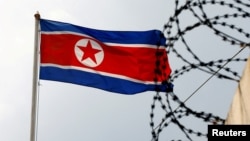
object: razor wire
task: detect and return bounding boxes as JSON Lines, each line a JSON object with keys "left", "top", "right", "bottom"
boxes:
{"left": 151, "top": 0, "right": 250, "bottom": 141}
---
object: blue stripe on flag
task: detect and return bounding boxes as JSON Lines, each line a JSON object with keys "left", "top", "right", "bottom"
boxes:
{"left": 39, "top": 66, "right": 172, "bottom": 94}
{"left": 40, "top": 19, "right": 166, "bottom": 45}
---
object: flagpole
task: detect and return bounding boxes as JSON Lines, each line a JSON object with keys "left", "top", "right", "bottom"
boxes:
{"left": 30, "top": 12, "right": 40, "bottom": 141}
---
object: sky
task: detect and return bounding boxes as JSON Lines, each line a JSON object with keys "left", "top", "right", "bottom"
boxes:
{"left": 0, "top": 0, "right": 249, "bottom": 141}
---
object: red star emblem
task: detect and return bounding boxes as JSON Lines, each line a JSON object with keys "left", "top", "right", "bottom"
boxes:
{"left": 77, "top": 40, "right": 102, "bottom": 63}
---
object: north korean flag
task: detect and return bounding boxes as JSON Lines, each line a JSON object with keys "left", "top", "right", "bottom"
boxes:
{"left": 39, "top": 19, "right": 172, "bottom": 94}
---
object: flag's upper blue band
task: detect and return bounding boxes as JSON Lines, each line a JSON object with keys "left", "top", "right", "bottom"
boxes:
{"left": 40, "top": 19, "right": 166, "bottom": 45}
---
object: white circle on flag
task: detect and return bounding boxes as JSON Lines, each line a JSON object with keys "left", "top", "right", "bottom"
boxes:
{"left": 74, "top": 39, "right": 104, "bottom": 67}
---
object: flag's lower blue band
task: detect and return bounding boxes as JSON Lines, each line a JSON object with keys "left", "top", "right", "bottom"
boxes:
{"left": 39, "top": 67, "right": 173, "bottom": 94}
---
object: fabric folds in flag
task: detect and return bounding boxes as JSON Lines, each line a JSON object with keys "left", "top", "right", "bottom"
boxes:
{"left": 39, "top": 19, "right": 172, "bottom": 94}
{"left": 224, "top": 56, "right": 250, "bottom": 124}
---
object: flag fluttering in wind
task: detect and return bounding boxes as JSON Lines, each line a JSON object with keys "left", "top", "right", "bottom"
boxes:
{"left": 39, "top": 19, "right": 172, "bottom": 94}
{"left": 225, "top": 56, "right": 250, "bottom": 124}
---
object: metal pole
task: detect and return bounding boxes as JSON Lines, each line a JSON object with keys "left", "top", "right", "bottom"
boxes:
{"left": 30, "top": 12, "right": 40, "bottom": 141}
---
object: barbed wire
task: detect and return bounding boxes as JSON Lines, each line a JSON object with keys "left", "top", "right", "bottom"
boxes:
{"left": 152, "top": 0, "right": 250, "bottom": 140}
